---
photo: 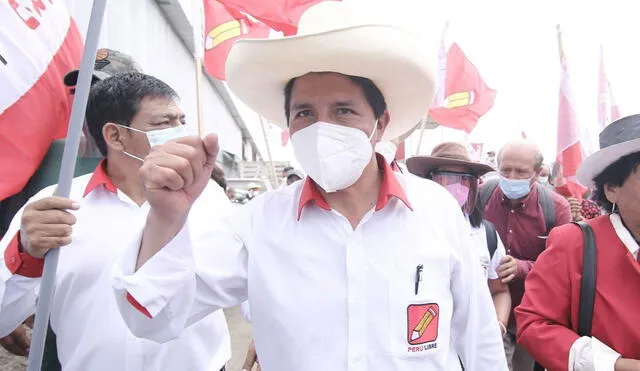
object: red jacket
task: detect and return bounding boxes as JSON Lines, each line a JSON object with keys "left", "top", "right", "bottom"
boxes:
{"left": 515, "top": 215, "right": 640, "bottom": 370}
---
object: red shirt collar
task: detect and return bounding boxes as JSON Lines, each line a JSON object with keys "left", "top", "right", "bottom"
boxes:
{"left": 297, "top": 153, "right": 412, "bottom": 220}
{"left": 83, "top": 160, "right": 117, "bottom": 197}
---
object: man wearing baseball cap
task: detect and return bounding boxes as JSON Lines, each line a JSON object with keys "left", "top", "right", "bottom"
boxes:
{"left": 63, "top": 48, "right": 142, "bottom": 89}
{"left": 65, "top": 48, "right": 142, "bottom": 157}
{"left": 112, "top": 2, "right": 507, "bottom": 370}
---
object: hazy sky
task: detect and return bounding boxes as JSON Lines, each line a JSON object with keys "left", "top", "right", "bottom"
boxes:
{"left": 237, "top": 0, "right": 640, "bottom": 166}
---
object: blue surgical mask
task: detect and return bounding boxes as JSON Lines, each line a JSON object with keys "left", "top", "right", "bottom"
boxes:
{"left": 118, "top": 124, "right": 188, "bottom": 161}
{"left": 499, "top": 175, "right": 532, "bottom": 200}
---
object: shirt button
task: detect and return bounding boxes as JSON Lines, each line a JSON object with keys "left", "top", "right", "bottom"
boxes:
{"left": 11, "top": 257, "right": 16, "bottom": 263}
{"left": 510, "top": 210, "right": 515, "bottom": 214}
{"left": 509, "top": 229, "right": 513, "bottom": 234}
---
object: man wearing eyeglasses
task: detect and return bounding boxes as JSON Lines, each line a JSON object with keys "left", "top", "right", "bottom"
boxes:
{"left": 478, "top": 140, "right": 571, "bottom": 371}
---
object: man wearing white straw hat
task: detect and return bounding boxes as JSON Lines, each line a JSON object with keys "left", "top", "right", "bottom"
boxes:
{"left": 111, "top": 2, "right": 507, "bottom": 370}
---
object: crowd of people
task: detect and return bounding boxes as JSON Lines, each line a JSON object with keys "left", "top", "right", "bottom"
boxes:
{"left": 0, "top": 2, "right": 638, "bottom": 371}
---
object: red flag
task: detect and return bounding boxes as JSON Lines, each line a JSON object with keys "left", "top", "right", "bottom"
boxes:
{"left": 597, "top": 45, "right": 621, "bottom": 128}
{"left": 203, "top": 0, "right": 270, "bottom": 80}
{"left": 555, "top": 25, "right": 583, "bottom": 198}
{"left": 281, "top": 129, "right": 290, "bottom": 146}
{"left": 428, "top": 39, "right": 496, "bottom": 133}
{"left": 555, "top": 182, "right": 588, "bottom": 202}
{"left": 0, "top": 1, "right": 83, "bottom": 200}
{"left": 217, "top": 0, "right": 340, "bottom": 36}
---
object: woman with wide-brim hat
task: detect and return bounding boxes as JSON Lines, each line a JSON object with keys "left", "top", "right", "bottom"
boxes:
{"left": 407, "top": 142, "right": 512, "bottom": 340}
{"left": 515, "top": 114, "right": 640, "bottom": 370}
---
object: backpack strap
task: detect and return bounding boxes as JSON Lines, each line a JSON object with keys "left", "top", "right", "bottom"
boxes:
{"left": 574, "top": 221, "right": 597, "bottom": 336}
{"left": 483, "top": 220, "right": 498, "bottom": 259}
{"left": 478, "top": 179, "right": 499, "bottom": 213}
{"left": 537, "top": 184, "right": 556, "bottom": 234}
{"left": 533, "top": 221, "right": 596, "bottom": 370}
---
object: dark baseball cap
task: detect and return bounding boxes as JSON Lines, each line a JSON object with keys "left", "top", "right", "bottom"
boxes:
{"left": 63, "top": 48, "right": 142, "bottom": 87}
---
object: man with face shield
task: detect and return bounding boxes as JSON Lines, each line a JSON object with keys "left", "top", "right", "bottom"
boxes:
{"left": 0, "top": 72, "right": 231, "bottom": 370}
{"left": 110, "top": 3, "right": 507, "bottom": 370}
{"left": 407, "top": 142, "right": 512, "bottom": 339}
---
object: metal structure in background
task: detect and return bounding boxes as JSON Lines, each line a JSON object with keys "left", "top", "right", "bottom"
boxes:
{"left": 27, "top": 1, "right": 108, "bottom": 370}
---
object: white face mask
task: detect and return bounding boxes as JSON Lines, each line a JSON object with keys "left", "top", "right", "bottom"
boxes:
{"left": 291, "top": 121, "right": 377, "bottom": 193}
{"left": 118, "top": 124, "right": 189, "bottom": 161}
{"left": 375, "top": 141, "right": 397, "bottom": 164}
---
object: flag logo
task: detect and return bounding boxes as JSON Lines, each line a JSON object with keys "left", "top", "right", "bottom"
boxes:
{"left": 446, "top": 91, "right": 475, "bottom": 109}
{"left": 206, "top": 19, "right": 243, "bottom": 50}
{"left": 407, "top": 303, "right": 439, "bottom": 345}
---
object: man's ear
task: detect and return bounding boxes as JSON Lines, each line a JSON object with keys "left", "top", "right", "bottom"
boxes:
{"left": 375, "top": 110, "right": 391, "bottom": 142}
{"left": 103, "top": 123, "right": 125, "bottom": 151}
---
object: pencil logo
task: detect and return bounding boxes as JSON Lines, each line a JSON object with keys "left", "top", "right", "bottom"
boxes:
{"left": 407, "top": 303, "right": 439, "bottom": 345}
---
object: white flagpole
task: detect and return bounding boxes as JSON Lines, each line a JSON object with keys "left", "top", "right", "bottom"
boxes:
{"left": 27, "top": 1, "right": 108, "bottom": 369}
{"left": 257, "top": 116, "right": 279, "bottom": 187}
{"left": 194, "top": 0, "right": 205, "bottom": 137}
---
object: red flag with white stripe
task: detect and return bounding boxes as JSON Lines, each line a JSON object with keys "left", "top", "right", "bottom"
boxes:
{"left": 0, "top": 0, "right": 83, "bottom": 200}
{"left": 597, "top": 45, "right": 621, "bottom": 129}
{"left": 555, "top": 25, "right": 583, "bottom": 197}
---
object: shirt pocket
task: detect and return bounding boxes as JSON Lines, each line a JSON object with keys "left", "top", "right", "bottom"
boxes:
{"left": 387, "top": 253, "right": 453, "bottom": 363}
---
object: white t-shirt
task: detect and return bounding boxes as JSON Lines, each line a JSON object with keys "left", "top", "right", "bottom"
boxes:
{"left": 469, "top": 223, "right": 507, "bottom": 280}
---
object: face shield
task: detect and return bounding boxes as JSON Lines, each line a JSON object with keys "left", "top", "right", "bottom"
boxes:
{"left": 431, "top": 171, "right": 479, "bottom": 215}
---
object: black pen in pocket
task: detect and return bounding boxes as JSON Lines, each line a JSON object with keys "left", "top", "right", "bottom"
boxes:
{"left": 414, "top": 264, "right": 423, "bottom": 295}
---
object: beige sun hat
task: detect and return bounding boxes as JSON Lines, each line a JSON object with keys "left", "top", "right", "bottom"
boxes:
{"left": 225, "top": 1, "right": 438, "bottom": 141}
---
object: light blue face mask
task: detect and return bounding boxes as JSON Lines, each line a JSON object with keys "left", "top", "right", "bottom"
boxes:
{"left": 118, "top": 124, "right": 188, "bottom": 161}
{"left": 499, "top": 175, "right": 533, "bottom": 200}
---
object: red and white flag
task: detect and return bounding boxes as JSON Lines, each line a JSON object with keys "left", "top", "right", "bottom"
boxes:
{"left": 0, "top": 0, "right": 83, "bottom": 200}
{"left": 428, "top": 22, "right": 496, "bottom": 133}
{"left": 203, "top": 0, "right": 270, "bottom": 80}
{"left": 597, "top": 45, "right": 621, "bottom": 129}
{"left": 555, "top": 25, "right": 584, "bottom": 197}
{"left": 217, "top": 0, "right": 341, "bottom": 36}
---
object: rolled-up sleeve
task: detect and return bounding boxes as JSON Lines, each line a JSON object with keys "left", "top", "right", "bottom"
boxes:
{"left": 112, "top": 186, "right": 249, "bottom": 343}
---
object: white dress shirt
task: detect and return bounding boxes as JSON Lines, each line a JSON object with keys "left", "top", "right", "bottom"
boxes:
{"left": 568, "top": 213, "right": 639, "bottom": 371}
{"left": 113, "top": 165, "right": 508, "bottom": 371}
{"left": 0, "top": 166, "right": 231, "bottom": 371}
